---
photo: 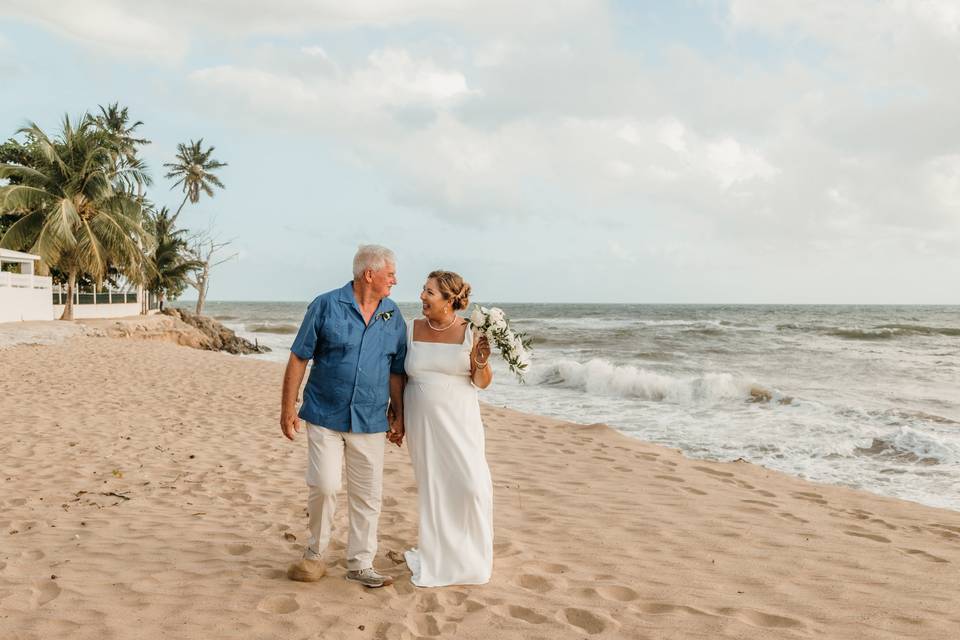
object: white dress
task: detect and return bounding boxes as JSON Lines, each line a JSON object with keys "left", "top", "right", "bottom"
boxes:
{"left": 403, "top": 319, "right": 494, "bottom": 587}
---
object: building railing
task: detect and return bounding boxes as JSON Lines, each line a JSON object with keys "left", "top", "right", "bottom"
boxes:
{"left": 0, "top": 272, "right": 53, "bottom": 290}
{"left": 51, "top": 286, "right": 140, "bottom": 305}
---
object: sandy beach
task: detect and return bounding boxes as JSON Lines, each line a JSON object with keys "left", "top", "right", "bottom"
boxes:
{"left": 1, "top": 330, "right": 959, "bottom": 639}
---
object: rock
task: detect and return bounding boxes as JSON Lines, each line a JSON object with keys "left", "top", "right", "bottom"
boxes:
{"left": 161, "top": 308, "right": 270, "bottom": 355}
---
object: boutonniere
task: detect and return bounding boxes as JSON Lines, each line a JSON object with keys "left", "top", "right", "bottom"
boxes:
{"left": 375, "top": 310, "right": 394, "bottom": 322}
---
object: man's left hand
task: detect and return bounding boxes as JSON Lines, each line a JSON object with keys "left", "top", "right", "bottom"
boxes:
{"left": 387, "top": 418, "right": 405, "bottom": 447}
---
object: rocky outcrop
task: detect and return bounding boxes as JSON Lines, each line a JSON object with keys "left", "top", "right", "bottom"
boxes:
{"left": 160, "top": 308, "right": 270, "bottom": 355}
{"left": 1, "top": 311, "right": 270, "bottom": 355}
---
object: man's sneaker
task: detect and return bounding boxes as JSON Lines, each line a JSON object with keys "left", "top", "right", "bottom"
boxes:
{"left": 287, "top": 558, "right": 326, "bottom": 582}
{"left": 346, "top": 567, "right": 394, "bottom": 588}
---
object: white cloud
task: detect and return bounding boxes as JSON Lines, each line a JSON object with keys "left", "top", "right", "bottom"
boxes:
{"left": 6, "top": 0, "right": 958, "bottom": 300}
{"left": 923, "top": 155, "right": 960, "bottom": 215}
{"left": 0, "top": 0, "right": 188, "bottom": 61}
{"left": 354, "top": 49, "right": 474, "bottom": 107}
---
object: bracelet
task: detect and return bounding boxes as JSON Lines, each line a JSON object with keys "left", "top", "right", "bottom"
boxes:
{"left": 473, "top": 356, "right": 488, "bottom": 369}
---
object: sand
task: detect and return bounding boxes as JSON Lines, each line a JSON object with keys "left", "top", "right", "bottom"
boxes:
{"left": 1, "top": 332, "right": 958, "bottom": 639}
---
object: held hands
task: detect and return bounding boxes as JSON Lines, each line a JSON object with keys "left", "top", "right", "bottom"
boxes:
{"left": 387, "top": 403, "right": 404, "bottom": 446}
{"left": 387, "top": 415, "right": 405, "bottom": 447}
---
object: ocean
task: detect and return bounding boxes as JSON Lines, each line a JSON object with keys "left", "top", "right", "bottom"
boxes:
{"left": 183, "top": 301, "right": 960, "bottom": 512}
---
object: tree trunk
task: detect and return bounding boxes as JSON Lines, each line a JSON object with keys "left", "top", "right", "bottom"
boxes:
{"left": 194, "top": 264, "right": 209, "bottom": 315}
{"left": 171, "top": 193, "right": 190, "bottom": 223}
{"left": 60, "top": 270, "right": 77, "bottom": 321}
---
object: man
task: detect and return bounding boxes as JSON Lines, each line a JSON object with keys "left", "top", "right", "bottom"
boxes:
{"left": 280, "top": 245, "right": 406, "bottom": 588}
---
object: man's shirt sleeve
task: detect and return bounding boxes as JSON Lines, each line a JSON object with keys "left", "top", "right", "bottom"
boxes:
{"left": 290, "top": 298, "right": 324, "bottom": 361}
{"left": 390, "top": 310, "right": 407, "bottom": 375}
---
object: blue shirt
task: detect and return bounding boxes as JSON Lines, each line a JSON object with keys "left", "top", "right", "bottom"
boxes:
{"left": 291, "top": 281, "right": 407, "bottom": 433}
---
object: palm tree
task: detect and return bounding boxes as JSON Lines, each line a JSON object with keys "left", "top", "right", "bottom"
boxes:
{"left": 145, "top": 206, "right": 202, "bottom": 310}
{"left": 0, "top": 115, "right": 150, "bottom": 320}
{"left": 94, "top": 103, "right": 152, "bottom": 196}
{"left": 163, "top": 138, "right": 226, "bottom": 222}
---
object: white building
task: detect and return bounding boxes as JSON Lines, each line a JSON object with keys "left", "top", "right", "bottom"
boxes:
{"left": 0, "top": 249, "right": 53, "bottom": 322}
{"left": 1, "top": 248, "right": 159, "bottom": 322}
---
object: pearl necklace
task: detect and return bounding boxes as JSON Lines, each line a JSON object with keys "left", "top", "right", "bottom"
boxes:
{"left": 425, "top": 315, "right": 458, "bottom": 331}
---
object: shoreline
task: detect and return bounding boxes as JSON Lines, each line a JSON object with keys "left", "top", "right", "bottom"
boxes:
{"left": 1, "top": 334, "right": 959, "bottom": 638}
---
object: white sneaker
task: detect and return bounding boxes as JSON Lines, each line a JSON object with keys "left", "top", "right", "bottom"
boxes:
{"left": 345, "top": 567, "right": 394, "bottom": 588}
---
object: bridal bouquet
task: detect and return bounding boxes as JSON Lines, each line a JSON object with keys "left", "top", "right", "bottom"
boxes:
{"left": 469, "top": 305, "right": 533, "bottom": 382}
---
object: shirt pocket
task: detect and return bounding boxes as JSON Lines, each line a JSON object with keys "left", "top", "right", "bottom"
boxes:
{"left": 319, "top": 317, "right": 349, "bottom": 353}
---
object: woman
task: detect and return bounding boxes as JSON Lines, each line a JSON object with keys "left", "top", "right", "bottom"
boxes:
{"left": 398, "top": 270, "right": 494, "bottom": 587}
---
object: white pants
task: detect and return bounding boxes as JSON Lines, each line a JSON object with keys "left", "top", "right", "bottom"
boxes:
{"left": 304, "top": 423, "right": 385, "bottom": 571}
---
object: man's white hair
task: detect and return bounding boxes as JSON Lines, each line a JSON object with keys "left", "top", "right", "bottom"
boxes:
{"left": 353, "top": 244, "right": 396, "bottom": 279}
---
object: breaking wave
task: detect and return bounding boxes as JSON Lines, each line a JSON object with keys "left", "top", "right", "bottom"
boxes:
{"left": 528, "top": 358, "right": 791, "bottom": 405}
{"left": 777, "top": 323, "right": 960, "bottom": 340}
{"left": 854, "top": 427, "right": 960, "bottom": 466}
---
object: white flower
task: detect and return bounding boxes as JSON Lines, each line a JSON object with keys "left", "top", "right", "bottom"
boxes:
{"left": 466, "top": 304, "right": 532, "bottom": 382}
{"left": 470, "top": 307, "right": 486, "bottom": 327}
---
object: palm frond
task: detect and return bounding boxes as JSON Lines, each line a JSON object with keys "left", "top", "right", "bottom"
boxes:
{"left": 0, "top": 209, "right": 45, "bottom": 250}
{"left": 0, "top": 184, "right": 51, "bottom": 212}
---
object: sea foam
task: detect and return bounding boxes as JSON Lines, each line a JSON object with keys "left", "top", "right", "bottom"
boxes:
{"left": 530, "top": 357, "right": 785, "bottom": 404}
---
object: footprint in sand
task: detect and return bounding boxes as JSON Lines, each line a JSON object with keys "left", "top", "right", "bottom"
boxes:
{"left": 715, "top": 607, "right": 805, "bottom": 630}
{"left": 441, "top": 590, "right": 468, "bottom": 606}
{"left": 900, "top": 548, "right": 949, "bottom": 563}
{"left": 929, "top": 523, "right": 960, "bottom": 535}
{"left": 561, "top": 608, "right": 609, "bottom": 634}
{"left": 791, "top": 491, "right": 828, "bottom": 505}
{"left": 517, "top": 574, "right": 555, "bottom": 593}
{"left": 226, "top": 543, "right": 253, "bottom": 555}
{"left": 777, "top": 512, "right": 809, "bottom": 524}
{"left": 407, "top": 613, "right": 441, "bottom": 636}
{"left": 596, "top": 585, "right": 640, "bottom": 602}
{"left": 508, "top": 605, "right": 550, "bottom": 624}
{"left": 654, "top": 474, "right": 685, "bottom": 483}
{"left": 382, "top": 497, "right": 399, "bottom": 507}
{"left": 31, "top": 579, "right": 61, "bottom": 608}
{"left": 259, "top": 568, "right": 288, "bottom": 579}
{"left": 416, "top": 592, "right": 444, "bottom": 614}
{"left": 843, "top": 531, "right": 890, "bottom": 543}
{"left": 741, "top": 499, "right": 778, "bottom": 508}
{"left": 256, "top": 594, "right": 299, "bottom": 614}
{"left": 693, "top": 466, "right": 733, "bottom": 478}
{"left": 220, "top": 491, "right": 252, "bottom": 503}
{"left": 638, "top": 602, "right": 710, "bottom": 617}
{"left": 463, "top": 599, "right": 484, "bottom": 613}
{"left": 869, "top": 517, "right": 897, "bottom": 531}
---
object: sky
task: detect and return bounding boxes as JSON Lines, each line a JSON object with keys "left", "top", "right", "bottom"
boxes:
{"left": 1, "top": 0, "right": 958, "bottom": 304}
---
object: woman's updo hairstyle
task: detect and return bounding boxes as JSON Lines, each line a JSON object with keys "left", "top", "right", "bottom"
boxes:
{"left": 428, "top": 270, "right": 471, "bottom": 311}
